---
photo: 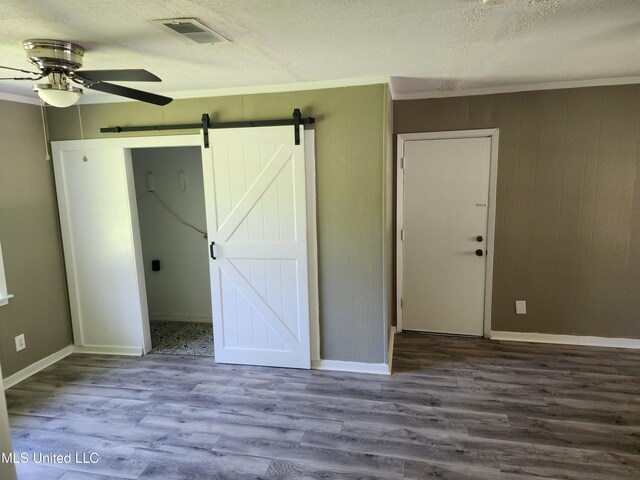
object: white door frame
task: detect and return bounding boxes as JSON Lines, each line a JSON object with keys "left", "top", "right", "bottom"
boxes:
{"left": 396, "top": 129, "right": 499, "bottom": 337}
{"left": 0, "top": 361, "right": 16, "bottom": 480}
{"left": 52, "top": 133, "right": 320, "bottom": 360}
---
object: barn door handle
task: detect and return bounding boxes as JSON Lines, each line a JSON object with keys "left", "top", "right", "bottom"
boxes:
{"left": 475, "top": 249, "right": 484, "bottom": 257}
{"left": 210, "top": 241, "right": 216, "bottom": 260}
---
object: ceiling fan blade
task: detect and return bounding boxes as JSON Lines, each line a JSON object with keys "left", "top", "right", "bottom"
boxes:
{"left": 86, "top": 81, "right": 172, "bottom": 106}
{"left": 0, "top": 65, "right": 45, "bottom": 80}
{"left": 0, "top": 65, "right": 40, "bottom": 75}
{"left": 0, "top": 75, "right": 44, "bottom": 80}
{"left": 75, "top": 69, "right": 161, "bottom": 82}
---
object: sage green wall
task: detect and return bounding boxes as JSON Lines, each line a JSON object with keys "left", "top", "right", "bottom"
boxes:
{"left": 47, "top": 84, "right": 388, "bottom": 363}
{"left": 0, "top": 100, "right": 73, "bottom": 377}
{"left": 394, "top": 84, "right": 640, "bottom": 339}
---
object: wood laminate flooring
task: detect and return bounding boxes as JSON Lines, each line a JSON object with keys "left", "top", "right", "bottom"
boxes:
{"left": 5, "top": 333, "right": 640, "bottom": 479}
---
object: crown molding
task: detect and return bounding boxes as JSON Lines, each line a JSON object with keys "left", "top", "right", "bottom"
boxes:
{"left": 391, "top": 75, "right": 640, "bottom": 100}
{"left": 0, "top": 91, "right": 40, "bottom": 105}
{"left": 72, "top": 75, "right": 389, "bottom": 105}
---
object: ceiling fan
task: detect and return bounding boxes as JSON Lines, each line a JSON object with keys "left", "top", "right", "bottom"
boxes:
{"left": 0, "top": 39, "right": 173, "bottom": 107}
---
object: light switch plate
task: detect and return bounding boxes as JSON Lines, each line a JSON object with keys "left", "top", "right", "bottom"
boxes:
{"left": 515, "top": 300, "right": 527, "bottom": 315}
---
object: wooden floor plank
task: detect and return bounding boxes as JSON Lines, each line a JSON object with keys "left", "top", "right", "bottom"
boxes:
{"left": 211, "top": 436, "right": 405, "bottom": 475}
{"left": 263, "top": 458, "right": 404, "bottom": 479}
{"left": 403, "top": 459, "right": 559, "bottom": 480}
{"left": 14, "top": 463, "right": 66, "bottom": 480}
{"left": 4, "top": 332, "right": 640, "bottom": 479}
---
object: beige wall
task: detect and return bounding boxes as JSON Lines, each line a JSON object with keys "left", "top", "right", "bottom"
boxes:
{"left": 394, "top": 85, "right": 640, "bottom": 338}
{"left": 0, "top": 100, "right": 73, "bottom": 377}
{"left": 47, "top": 84, "right": 388, "bottom": 363}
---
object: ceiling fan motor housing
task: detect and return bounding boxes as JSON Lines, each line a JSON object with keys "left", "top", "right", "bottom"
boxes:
{"left": 23, "top": 39, "right": 85, "bottom": 73}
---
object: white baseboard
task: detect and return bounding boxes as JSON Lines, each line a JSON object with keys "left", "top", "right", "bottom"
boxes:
{"left": 4, "top": 342, "right": 396, "bottom": 390}
{"left": 490, "top": 331, "right": 640, "bottom": 350}
{"left": 387, "top": 326, "right": 397, "bottom": 371}
{"left": 149, "top": 313, "right": 212, "bottom": 324}
{"left": 74, "top": 345, "right": 144, "bottom": 356}
{"left": 3, "top": 345, "right": 75, "bottom": 390}
{"left": 312, "top": 359, "right": 390, "bottom": 375}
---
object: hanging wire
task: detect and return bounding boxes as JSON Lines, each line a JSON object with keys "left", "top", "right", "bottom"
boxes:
{"left": 39, "top": 101, "right": 51, "bottom": 161}
{"left": 137, "top": 190, "right": 208, "bottom": 239}
{"left": 76, "top": 103, "right": 88, "bottom": 162}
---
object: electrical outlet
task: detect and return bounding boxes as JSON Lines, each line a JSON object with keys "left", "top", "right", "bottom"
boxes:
{"left": 15, "top": 334, "right": 25, "bottom": 352}
{"left": 515, "top": 301, "right": 527, "bottom": 315}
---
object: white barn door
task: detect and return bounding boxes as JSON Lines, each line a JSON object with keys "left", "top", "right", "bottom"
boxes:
{"left": 202, "top": 126, "right": 311, "bottom": 369}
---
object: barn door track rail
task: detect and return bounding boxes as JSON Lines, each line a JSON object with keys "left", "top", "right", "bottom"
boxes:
{"left": 100, "top": 108, "right": 315, "bottom": 147}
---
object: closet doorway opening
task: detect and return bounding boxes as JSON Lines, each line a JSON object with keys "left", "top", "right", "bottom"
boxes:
{"left": 132, "top": 147, "right": 214, "bottom": 357}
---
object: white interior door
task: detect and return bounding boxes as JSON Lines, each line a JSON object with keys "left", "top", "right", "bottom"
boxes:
{"left": 202, "top": 126, "right": 312, "bottom": 368}
{"left": 400, "top": 136, "right": 491, "bottom": 336}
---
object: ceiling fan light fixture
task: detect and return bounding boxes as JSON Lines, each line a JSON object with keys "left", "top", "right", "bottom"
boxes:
{"left": 1, "top": 38, "right": 171, "bottom": 106}
{"left": 34, "top": 82, "right": 83, "bottom": 108}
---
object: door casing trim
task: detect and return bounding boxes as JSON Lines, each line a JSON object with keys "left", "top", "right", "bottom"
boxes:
{"left": 396, "top": 129, "right": 499, "bottom": 337}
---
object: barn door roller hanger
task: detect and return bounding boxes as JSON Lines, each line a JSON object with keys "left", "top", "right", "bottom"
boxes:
{"left": 100, "top": 108, "right": 315, "bottom": 148}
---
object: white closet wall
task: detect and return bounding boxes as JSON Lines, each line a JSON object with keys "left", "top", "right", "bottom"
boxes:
{"left": 0, "top": 242, "right": 13, "bottom": 307}
{"left": 52, "top": 145, "right": 150, "bottom": 354}
{"left": 0, "top": 243, "right": 16, "bottom": 479}
{"left": 132, "top": 147, "right": 212, "bottom": 323}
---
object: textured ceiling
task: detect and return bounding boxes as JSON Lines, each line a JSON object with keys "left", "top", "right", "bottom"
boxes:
{"left": 0, "top": 0, "right": 639, "bottom": 102}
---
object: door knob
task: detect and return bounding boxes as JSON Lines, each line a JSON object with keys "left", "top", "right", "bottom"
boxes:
{"left": 475, "top": 249, "right": 484, "bottom": 257}
{"left": 476, "top": 235, "right": 483, "bottom": 242}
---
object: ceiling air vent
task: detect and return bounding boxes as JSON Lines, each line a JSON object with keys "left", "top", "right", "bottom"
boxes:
{"left": 153, "top": 18, "right": 229, "bottom": 44}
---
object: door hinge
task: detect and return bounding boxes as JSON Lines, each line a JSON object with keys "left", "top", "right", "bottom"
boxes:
{"left": 400, "top": 229, "right": 404, "bottom": 241}
{"left": 400, "top": 157, "right": 405, "bottom": 170}
{"left": 400, "top": 298, "right": 404, "bottom": 309}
